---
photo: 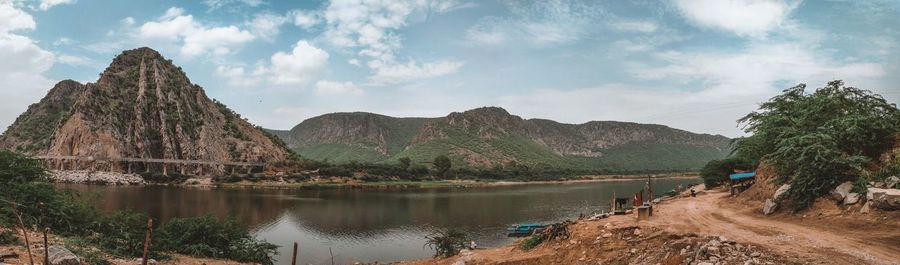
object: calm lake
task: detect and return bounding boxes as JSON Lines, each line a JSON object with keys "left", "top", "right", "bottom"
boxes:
{"left": 59, "top": 178, "right": 697, "bottom": 264}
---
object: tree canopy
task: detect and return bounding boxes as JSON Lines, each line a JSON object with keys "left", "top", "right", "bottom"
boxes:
{"left": 734, "top": 80, "right": 900, "bottom": 209}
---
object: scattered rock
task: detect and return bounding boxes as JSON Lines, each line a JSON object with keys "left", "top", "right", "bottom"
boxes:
{"left": 0, "top": 252, "right": 17, "bottom": 259}
{"left": 48, "top": 245, "right": 80, "bottom": 265}
{"left": 887, "top": 176, "right": 900, "bottom": 189}
{"left": 602, "top": 233, "right": 613, "bottom": 238}
{"left": 50, "top": 170, "right": 144, "bottom": 185}
{"left": 860, "top": 201, "right": 873, "bottom": 213}
{"left": 843, "top": 193, "right": 860, "bottom": 205}
{"left": 763, "top": 199, "right": 777, "bottom": 215}
{"left": 751, "top": 252, "right": 761, "bottom": 257}
{"left": 773, "top": 184, "right": 790, "bottom": 201}
{"left": 134, "top": 258, "right": 158, "bottom": 265}
{"left": 633, "top": 229, "right": 642, "bottom": 236}
{"left": 867, "top": 188, "right": 900, "bottom": 210}
{"left": 830, "top": 181, "right": 854, "bottom": 202}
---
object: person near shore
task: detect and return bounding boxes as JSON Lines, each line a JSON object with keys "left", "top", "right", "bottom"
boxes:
{"left": 690, "top": 189, "right": 696, "bottom": 197}
{"left": 469, "top": 240, "right": 477, "bottom": 250}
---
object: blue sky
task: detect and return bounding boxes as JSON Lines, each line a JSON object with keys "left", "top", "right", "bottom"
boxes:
{"left": 1, "top": 0, "right": 898, "bottom": 137}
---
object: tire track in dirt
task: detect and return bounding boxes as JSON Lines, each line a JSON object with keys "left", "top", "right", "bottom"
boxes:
{"left": 647, "top": 191, "right": 898, "bottom": 265}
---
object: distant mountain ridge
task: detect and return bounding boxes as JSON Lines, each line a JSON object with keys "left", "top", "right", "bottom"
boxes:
{"left": 0, "top": 47, "right": 291, "bottom": 173}
{"left": 273, "top": 107, "right": 731, "bottom": 171}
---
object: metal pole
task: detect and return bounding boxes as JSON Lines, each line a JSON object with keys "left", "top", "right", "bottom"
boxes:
{"left": 291, "top": 242, "right": 298, "bottom": 265}
{"left": 142, "top": 218, "right": 153, "bottom": 265}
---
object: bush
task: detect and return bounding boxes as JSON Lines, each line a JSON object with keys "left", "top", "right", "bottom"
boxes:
{"left": 0, "top": 150, "right": 47, "bottom": 183}
{"left": 736, "top": 81, "right": 900, "bottom": 210}
{"left": 519, "top": 234, "right": 544, "bottom": 250}
{"left": 424, "top": 228, "right": 468, "bottom": 258}
{"left": 156, "top": 215, "right": 278, "bottom": 265}
{"left": 87, "top": 211, "right": 153, "bottom": 258}
{"left": 700, "top": 157, "right": 755, "bottom": 187}
{"left": 0, "top": 183, "right": 99, "bottom": 235}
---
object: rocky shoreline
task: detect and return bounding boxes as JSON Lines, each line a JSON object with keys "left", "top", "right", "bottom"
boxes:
{"left": 50, "top": 170, "right": 145, "bottom": 185}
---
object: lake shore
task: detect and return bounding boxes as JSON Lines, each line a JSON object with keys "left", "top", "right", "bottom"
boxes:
{"left": 398, "top": 185, "right": 900, "bottom": 265}
{"left": 207, "top": 173, "right": 701, "bottom": 190}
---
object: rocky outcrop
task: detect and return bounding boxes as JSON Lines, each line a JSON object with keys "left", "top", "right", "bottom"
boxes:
{"left": 830, "top": 182, "right": 854, "bottom": 201}
{"left": 867, "top": 188, "right": 900, "bottom": 210}
{"left": 47, "top": 246, "right": 79, "bottom": 265}
{"left": 50, "top": 170, "right": 144, "bottom": 185}
{"left": 1, "top": 47, "right": 291, "bottom": 175}
{"left": 763, "top": 199, "right": 777, "bottom": 215}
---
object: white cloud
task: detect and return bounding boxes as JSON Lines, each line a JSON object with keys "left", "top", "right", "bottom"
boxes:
{"left": 0, "top": 2, "right": 56, "bottom": 132}
{"left": 137, "top": 7, "right": 255, "bottom": 57}
{"left": 247, "top": 13, "right": 288, "bottom": 41}
{"left": 38, "top": 0, "right": 76, "bottom": 11}
{"left": 267, "top": 40, "right": 329, "bottom": 85}
{"left": 612, "top": 20, "right": 658, "bottom": 33}
{"left": 215, "top": 65, "right": 263, "bottom": 87}
{"left": 321, "top": 0, "right": 464, "bottom": 84}
{"left": 203, "top": 0, "right": 263, "bottom": 11}
{"left": 368, "top": 60, "right": 463, "bottom": 85}
{"left": 464, "top": 1, "right": 604, "bottom": 46}
{"left": 290, "top": 9, "right": 321, "bottom": 29}
{"left": 673, "top": 0, "right": 798, "bottom": 37}
{"left": 121, "top": 16, "right": 135, "bottom": 26}
{"left": 57, "top": 53, "right": 92, "bottom": 66}
{"left": 348, "top": 58, "right": 361, "bottom": 66}
{"left": 315, "top": 80, "right": 362, "bottom": 95}
{"left": 0, "top": 2, "right": 36, "bottom": 32}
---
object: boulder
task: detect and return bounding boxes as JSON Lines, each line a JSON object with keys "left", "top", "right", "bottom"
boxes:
{"left": 843, "top": 193, "right": 861, "bottom": 205}
{"left": 887, "top": 176, "right": 899, "bottom": 189}
{"left": 867, "top": 188, "right": 900, "bottom": 210}
{"left": 773, "top": 184, "right": 790, "bottom": 201}
{"left": 830, "top": 181, "right": 854, "bottom": 202}
{"left": 48, "top": 245, "right": 80, "bottom": 265}
{"left": 763, "top": 199, "right": 777, "bottom": 215}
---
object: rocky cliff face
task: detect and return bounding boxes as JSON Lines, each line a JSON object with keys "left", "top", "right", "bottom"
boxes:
{"left": 279, "top": 106, "right": 732, "bottom": 170}
{"left": 0, "top": 80, "right": 84, "bottom": 153}
{"left": 0, "top": 47, "right": 290, "bottom": 170}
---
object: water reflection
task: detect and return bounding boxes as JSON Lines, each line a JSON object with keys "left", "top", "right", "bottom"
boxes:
{"left": 59, "top": 178, "right": 698, "bottom": 264}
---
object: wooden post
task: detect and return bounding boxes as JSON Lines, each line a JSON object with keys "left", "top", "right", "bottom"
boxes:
{"left": 142, "top": 218, "right": 153, "bottom": 265}
{"left": 145, "top": 162, "right": 151, "bottom": 173}
{"left": 180, "top": 163, "right": 186, "bottom": 175}
{"left": 43, "top": 228, "right": 50, "bottom": 265}
{"left": 127, "top": 162, "right": 132, "bottom": 174}
{"left": 162, "top": 163, "right": 168, "bottom": 176}
{"left": 291, "top": 242, "right": 298, "bottom": 265}
{"left": 230, "top": 165, "right": 235, "bottom": 175}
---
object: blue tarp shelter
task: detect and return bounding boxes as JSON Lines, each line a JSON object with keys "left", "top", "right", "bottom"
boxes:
{"left": 729, "top": 172, "right": 756, "bottom": 180}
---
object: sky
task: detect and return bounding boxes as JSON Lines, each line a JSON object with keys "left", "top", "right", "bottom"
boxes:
{"left": 0, "top": 0, "right": 898, "bottom": 138}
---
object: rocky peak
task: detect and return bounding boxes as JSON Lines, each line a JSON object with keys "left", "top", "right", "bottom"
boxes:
{"left": 445, "top": 107, "right": 525, "bottom": 138}
{"left": 2, "top": 47, "right": 290, "bottom": 173}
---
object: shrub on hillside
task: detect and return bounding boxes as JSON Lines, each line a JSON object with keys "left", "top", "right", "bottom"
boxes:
{"left": 735, "top": 81, "right": 900, "bottom": 209}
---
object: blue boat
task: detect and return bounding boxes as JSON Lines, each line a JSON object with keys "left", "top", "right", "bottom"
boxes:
{"left": 729, "top": 172, "right": 756, "bottom": 180}
{"left": 506, "top": 223, "right": 545, "bottom": 237}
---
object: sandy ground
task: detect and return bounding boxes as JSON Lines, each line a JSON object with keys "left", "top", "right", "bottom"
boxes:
{"left": 402, "top": 185, "right": 900, "bottom": 265}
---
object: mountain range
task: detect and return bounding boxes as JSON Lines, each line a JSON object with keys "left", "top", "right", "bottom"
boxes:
{"left": 270, "top": 107, "right": 732, "bottom": 171}
{"left": 0, "top": 47, "right": 731, "bottom": 173}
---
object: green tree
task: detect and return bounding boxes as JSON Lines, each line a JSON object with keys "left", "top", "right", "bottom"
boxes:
{"left": 424, "top": 228, "right": 469, "bottom": 258}
{"left": 398, "top": 157, "right": 412, "bottom": 171}
{"left": 0, "top": 150, "right": 47, "bottom": 183}
{"left": 433, "top": 155, "right": 452, "bottom": 177}
{"left": 736, "top": 80, "right": 900, "bottom": 209}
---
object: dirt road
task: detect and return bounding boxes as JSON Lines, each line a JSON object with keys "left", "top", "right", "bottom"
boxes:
{"left": 645, "top": 189, "right": 900, "bottom": 265}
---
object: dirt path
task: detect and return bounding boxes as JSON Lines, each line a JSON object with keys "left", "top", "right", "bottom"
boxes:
{"left": 645, "top": 190, "right": 900, "bottom": 265}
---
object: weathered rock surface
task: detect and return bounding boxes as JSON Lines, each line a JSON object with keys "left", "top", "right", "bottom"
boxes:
{"left": 763, "top": 198, "right": 777, "bottom": 215}
{"left": 0, "top": 47, "right": 291, "bottom": 175}
{"left": 48, "top": 245, "right": 80, "bottom": 265}
{"left": 773, "top": 184, "right": 790, "bottom": 201}
{"left": 830, "top": 181, "right": 854, "bottom": 201}
{"left": 867, "top": 188, "right": 900, "bottom": 210}
{"left": 50, "top": 170, "right": 144, "bottom": 185}
{"left": 843, "top": 192, "right": 861, "bottom": 205}
{"left": 886, "top": 176, "right": 899, "bottom": 189}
